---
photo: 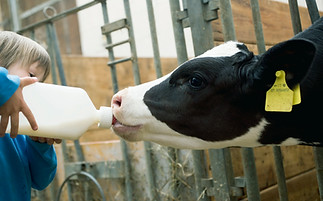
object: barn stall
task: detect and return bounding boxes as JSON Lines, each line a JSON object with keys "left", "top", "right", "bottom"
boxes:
{"left": 0, "top": 0, "right": 322, "bottom": 200}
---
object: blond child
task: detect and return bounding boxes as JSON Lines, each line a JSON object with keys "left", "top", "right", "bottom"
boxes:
{"left": 0, "top": 31, "right": 60, "bottom": 201}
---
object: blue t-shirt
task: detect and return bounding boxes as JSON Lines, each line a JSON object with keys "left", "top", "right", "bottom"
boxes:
{"left": 0, "top": 67, "right": 57, "bottom": 201}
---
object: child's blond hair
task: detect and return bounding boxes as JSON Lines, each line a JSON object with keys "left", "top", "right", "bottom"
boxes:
{"left": 0, "top": 31, "right": 50, "bottom": 81}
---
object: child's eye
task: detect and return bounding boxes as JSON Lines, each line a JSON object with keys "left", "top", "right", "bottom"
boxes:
{"left": 29, "top": 73, "right": 35, "bottom": 77}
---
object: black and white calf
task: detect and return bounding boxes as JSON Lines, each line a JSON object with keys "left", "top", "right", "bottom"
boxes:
{"left": 111, "top": 17, "right": 323, "bottom": 150}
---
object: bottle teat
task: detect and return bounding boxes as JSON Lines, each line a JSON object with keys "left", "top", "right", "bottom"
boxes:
{"left": 98, "top": 106, "right": 113, "bottom": 128}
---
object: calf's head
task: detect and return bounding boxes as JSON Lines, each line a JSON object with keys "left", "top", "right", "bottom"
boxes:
{"left": 111, "top": 40, "right": 315, "bottom": 149}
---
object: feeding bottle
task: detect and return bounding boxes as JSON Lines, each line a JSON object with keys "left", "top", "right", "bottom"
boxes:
{"left": 2, "top": 82, "right": 113, "bottom": 140}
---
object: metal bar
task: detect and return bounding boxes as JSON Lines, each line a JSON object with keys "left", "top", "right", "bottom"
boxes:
{"left": 187, "top": 0, "right": 213, "bottom": 56}
{"left": 46, "top": 24, "right": 58, "bottom": 85}
{"left": 124, "top": 0, "right": 141, "bottom": 85}
{"left": 273, "top": 146, "right": 289, "bottom": 201}
{"left": 288, "top": 0, "right": 302, "bottom": 35}
{"left": 192, "top": 150, "right": 210, "bottom": 201}
{"left": 305, "top": 3, "right": 323, "bottom": 199}
{"left": 249, "top": 1, "right": 289, "bottom": 200}
{"left": 218, "top": 0, "right": 236, "bottom": 41}
{"left": 123, "top": 1, "right": 159, "bottom": 201}
{"left": 168, "top": 2, "right": 189, "bottom": 198}
{"left": 20, "top": 0, "right": 60, "bottom": 20}
{"left": 47, "top": 22, "right": 85, "bottom": 166}
{"left": 107, "top": 57, "right": 132, "bottom": 66}
{"left": 47, "top": 22, "right": 67, "bottom": 86}
{"left": 146, "top": 0, "right": 162, "bottom": 78}
{"left": 168, "top": 0, "right": 189, "bottom": 65}
{"left": 143, "top": 142, "right": 159, "bottom": 201}
{"left": 48, "top": 22, "right": 84, "bottom": 164}
{"left": 8, "top": 0, "right": 21, "bottom": 31}
{"left": 100, "top": 2, "right": 133, "bottom": 201}
{"left": 212, "top": 2, "right": 241, "bottom": 201}
{"left": 105, "top": 39, "right": 130, "bottom": 49}
{"left": 101, "top": 1, "right": 119, "bottom": 93}
{"left": 185, "top": 1, "right": 212, "bottom": 200}
{"left": 101, "top": 19, "right": 128, "bottom": 34}
{"left": 249, "top": 0, "right": 266, "bottom": 54}
{"left": 56, "top": 171, "right": 107, "bottom": 201}
{"left": 17, "top": 0, "right": 100, "bottom": 33}
{"left": 241, "top": 148, "right": 260, "bottom": 201}
{"left": 305, "top": 0, "right": 320, "bottom": 23}
{"left": 209, "top": 149, "right": 237, "bottom": 201}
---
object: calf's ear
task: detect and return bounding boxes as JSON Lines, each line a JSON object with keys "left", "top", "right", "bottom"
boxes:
{"left": 254, "top": 39, "right": 316, "bottom": 88}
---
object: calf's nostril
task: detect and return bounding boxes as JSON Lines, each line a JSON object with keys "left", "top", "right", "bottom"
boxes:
{"left": 112, "top": 95, "right": 122, "bottom": 108}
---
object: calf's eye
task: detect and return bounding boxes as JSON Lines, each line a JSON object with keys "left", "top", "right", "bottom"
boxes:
{"left": 189, "top": 76, "right": 206, "bottom": 90}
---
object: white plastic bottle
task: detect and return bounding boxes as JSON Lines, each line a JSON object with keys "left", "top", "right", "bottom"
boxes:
{"left": 2, "top": 82, "right": 113, "bottom": 140}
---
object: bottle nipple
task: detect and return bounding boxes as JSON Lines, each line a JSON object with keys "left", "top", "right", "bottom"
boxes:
{"left": 98, "top": 106, "right": 113, "bottom": 128}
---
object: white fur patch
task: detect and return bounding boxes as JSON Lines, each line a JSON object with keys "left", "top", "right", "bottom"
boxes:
{"left": 196, "top": 41, "right": 242, "bottom": 59}
{"left": 141, "top": 118, "right": 269, "bottom": 150}
{"left": 280, "top": 137, "right": 301, "bottom": 146}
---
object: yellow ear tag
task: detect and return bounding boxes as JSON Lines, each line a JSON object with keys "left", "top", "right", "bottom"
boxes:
{"left": 265, "top": 70, "right": 293, "bottom": 112}
{"left": 292, "top": 83, "right": 301, "bottom": 105}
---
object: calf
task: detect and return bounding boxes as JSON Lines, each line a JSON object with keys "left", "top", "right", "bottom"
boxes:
{"left": 111, "top": 17, "right": 323, "bottom": 149}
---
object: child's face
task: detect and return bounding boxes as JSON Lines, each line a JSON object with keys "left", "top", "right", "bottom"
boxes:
{"left": 8, "top": 62, "right": 46, "bottom": 81}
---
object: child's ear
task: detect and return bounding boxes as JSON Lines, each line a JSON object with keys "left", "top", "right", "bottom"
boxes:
{"left": 254, "top": 39, "right": 316, "bottom": 88}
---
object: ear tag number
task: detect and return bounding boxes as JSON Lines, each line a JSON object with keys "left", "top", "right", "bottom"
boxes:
{"left": 265, "top": 70, "right": 294, "bottom": 112}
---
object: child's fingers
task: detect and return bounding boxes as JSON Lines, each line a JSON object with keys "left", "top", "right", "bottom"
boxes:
{"left": 54, "top": 139, "right": 62, "bottom": 144}
{"left": 0, "top": 115, "right": 9, "bottom": 137}
{"left": 20, "top": 77, "right": 38, "bottom": 88}
{"left": 21, "top": 102, "right": 38, "bottom": 131}
{"left": 9, "top": 113, "right": 19, "bottom": 138}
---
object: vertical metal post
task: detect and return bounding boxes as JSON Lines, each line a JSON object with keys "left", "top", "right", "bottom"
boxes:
{"left": 169, "top": 0, "right": 189, "bottom": 65}
{"left": 186, "top": 0, "right": 213, "bottom": 55}
{"left": 146, "top": 0, "right": 162, "bottom": 78}
{"left": 218, "top": 0, "right": 236, "bottom": 41}
{"left": 209, "top": 149, "right": 236, "bottom": 201}
{"left": 8, "top": 0, "right": 21, "bottom": 31}
{"left": 304, "top": 2, "right": 323, "bottom": 199}
{"left": 123, "top": 0, "right": 141, "bottom": 85}
{"left": 100, "top": 2, "right": 133, "bottom": 201}
{"left": 273, "top": 146, "right": 289, "bottom": 201}
{"left": 100, "top": 2, "right": 118, "bottom": 93}
{"left": 288, "top": 0, "right": 302, "bottom": 35}
{"left": 239, "top": 0, "right": 261, "bottom": 198}
{"left": 46, "top": 24, "right": 58, "bottom": 85}
{"left": 219, "top": 0, "right": 261, "bottom": 200}
{"left": 305, "top": 0, "right": 320, "bottom": 24}
{"left": 143, "top": 142, "right": 159, "bottom": 201}
{"left": 185, "top": 1, "right": 214, "bottom": 200}
{"left": 47, "top": 22, "right": 67, "bottom": 87}
{"left": 249, "top": 0, "right": 266, "bottom": 54}
{"left": 168, "top": 2, "right": 189, "bottom": 198}
{"left": 241, "top": 148, "right": 260, "bottom": 201}
{"left": 250, "top": 0, "right": 289, "bottom": 200}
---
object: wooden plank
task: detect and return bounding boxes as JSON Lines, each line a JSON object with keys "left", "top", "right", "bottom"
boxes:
{"left": 241, "top": 169, "right": 319, "bottom": 201}
{"left": 213, "top": 0, "right": 321, "bottom": 45}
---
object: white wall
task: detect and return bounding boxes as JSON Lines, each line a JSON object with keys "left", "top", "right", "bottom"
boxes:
{"left": 76, "top": 0, "right": 194, "bottom": 58}
{"left": 77, "top": 0, "right": 322, "bottom": 58}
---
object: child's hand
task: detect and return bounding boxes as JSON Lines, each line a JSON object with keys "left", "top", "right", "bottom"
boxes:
{"left": 29, "top": 136, "right": 62, "bottom": 145}
{"left": 0, "top": 77, "right": 38, "bottom": 138}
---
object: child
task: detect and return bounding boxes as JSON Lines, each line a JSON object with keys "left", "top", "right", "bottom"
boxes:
{"left": 0, "top": 31, "right": 61, "bottom": 201}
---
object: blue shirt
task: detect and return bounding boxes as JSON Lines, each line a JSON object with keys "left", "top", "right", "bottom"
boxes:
{"left": 0, "top": 67, "right": 57, "bottom": 201}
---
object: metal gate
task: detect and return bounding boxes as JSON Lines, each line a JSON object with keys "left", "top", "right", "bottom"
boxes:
{"left": 3, "top": 0, "right": 323, "bottom": 200}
